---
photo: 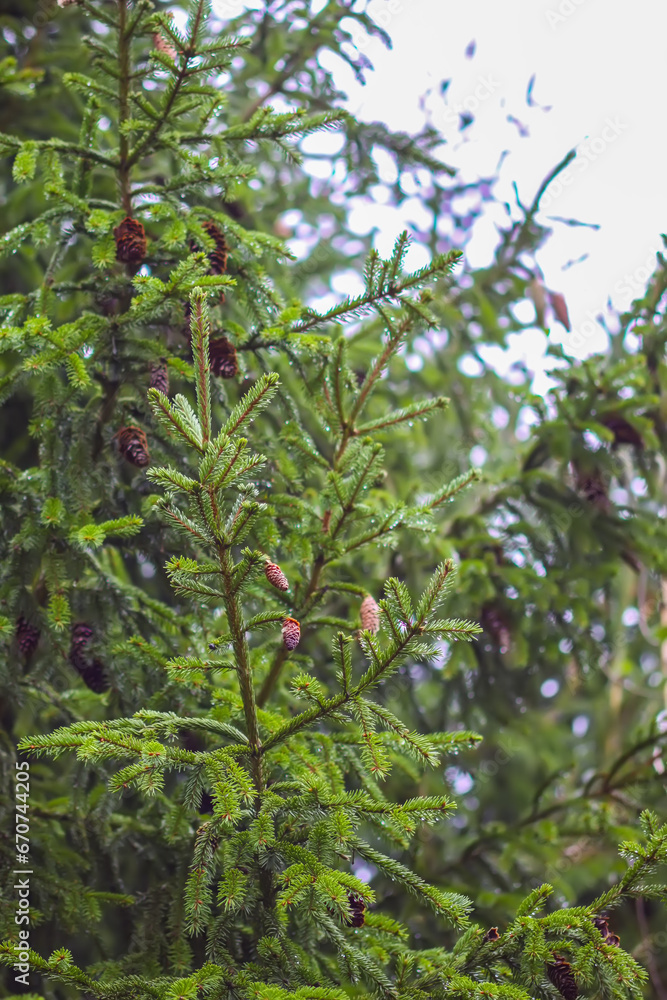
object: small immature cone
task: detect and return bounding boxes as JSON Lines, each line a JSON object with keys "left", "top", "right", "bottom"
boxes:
{"left": 480, "top": 604, "right": 511, "bottom": 654}
{"left": 282, "top": 617, "right": 300, "bottom": 651}
{"left": 113, "top": 216, "right": 147, "bottom": 264}
{"left": 116, "top": 425, "right": 150, "bottom": 468}
{"left": 149, "top": 361, "right": 169, "bottom": 396}
{"left": 547, "top": 959, "right": 577, "bottom": 1000}
{"left": 548, "top": 290, "right": 571, "bottom": 332}
{"left": 153, "top": 33, "right": 177, "bottom": 58}
{"left": 16, "top": 616, "right": 40, "bottom": 657}
{"left": 359, "top": 594, "right": 380, "bottom": 634}
{"left": 265, "top": 560, "right": 289, "bottom": 592}
{"left": 209, "top": 336, "right": 238, "bottom": 379}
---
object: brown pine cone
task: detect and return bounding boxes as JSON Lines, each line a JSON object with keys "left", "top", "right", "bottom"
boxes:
{"left": 201, "top": 221, "right": 229, "bottom": 275}
{"left": 265, "top": 560, "right": 289, "bottom": 592}
{"left": 149, "top": 361, "right": 169, "bottom": 396}
{"left": 209, "top": 336, "right": 238, "bottom": 379}
{"left": 480, "top": 603, "right": 511, "bottom": 654}
{"left": 116, "top": 425, "right": 150, "bottom": 468}
{"left": 16, "top": 616, "right": 40, "bottom": 657}
{"left": 71, "top": 622, "right": 94, "bottom": 650}
{"left": 547, "top": 958, "right": 577, "bottom": 1000}
{"left": 72, "top": 656, "right": 110, "bottom": 694}
{"left": 68, "top": 624, "right": 109, "bottom": 693}
{"left": 113, "top": 216, "right": 147, "bottom": 264}
{"left": 282, "top": 617, "right": 300, "bottom": 651}
{"left": 346, "top": 894, "right": 366, "bottom": 928}
{"left": 189, "top": 221, "right": 228, "bottom": 303}
{"left": 359, "top": 594, "right": 380, "bottom": 634}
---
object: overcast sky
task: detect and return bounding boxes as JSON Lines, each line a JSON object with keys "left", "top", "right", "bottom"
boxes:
{"left": 321, "top": 0, "right": 667, "bottom": 384}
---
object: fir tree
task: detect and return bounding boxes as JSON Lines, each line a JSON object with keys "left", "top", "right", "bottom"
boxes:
{"left": 1, "top": 1, "right": 667, "bottom": 998}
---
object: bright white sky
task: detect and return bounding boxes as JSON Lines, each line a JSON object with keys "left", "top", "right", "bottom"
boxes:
{"left": 213, "top": 0, "right": 667, "bottom": 386}
{"left": 330, "top": 0, "right": 667, "bottom": 380}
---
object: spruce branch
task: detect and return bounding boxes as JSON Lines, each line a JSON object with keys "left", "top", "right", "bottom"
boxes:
{"left": 260, "top": 562, "right": 479, "bottom": 754}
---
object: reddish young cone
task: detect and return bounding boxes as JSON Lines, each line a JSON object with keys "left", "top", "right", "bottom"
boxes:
{"left": 153, "top": 30, "right": 177, "bottom": 59}
{"left": 359, "top": 594, "right": 380, "bottom": 634}
{"left": 265, "top": 560, "right": 289, "bottom": 592}
{"left": 16, "top": 616, "right": 40, "bottom": 657}
{"left": 282, "top": 617, "right": 300, "bottom": 651}
{"left": 116, "top": 425, "right": 150, "bottom": 468}
{"left": 209, "top": 336, "right": 238, "bottom": 378}
{"left": 113, "top": 216, "right": 147, "bottom": 264}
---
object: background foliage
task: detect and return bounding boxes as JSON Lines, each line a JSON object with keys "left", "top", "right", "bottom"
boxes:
{"left": 0, "top": 1, "right": 666, "bottom": 999}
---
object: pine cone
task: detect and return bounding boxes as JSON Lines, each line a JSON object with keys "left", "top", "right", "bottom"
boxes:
{"left": 282, "top": 617, "right": 301, "bottom": 651}
{"left": 69, "top": 624, "right": 109, "bottom": 693}
{"left": 190, "top": 221, "right": 228, "bottom": 303}
{"left": 547, "top": 958, "right": 577, "bottom": 1000}
{"left": 572, "top": 462, "right": 610, "bottom": 512}
{"left": 480, "top": 604, "right": 511, "bottom": 654}
{"left": 482, "top": 927, "right": 500, "bottom": 943}
{"left": 79, "top": 658, "right": 110, "bottom": 694}
{"left": 346, "top": 894, "right": 365, "bottom": 928}
{"left": 209, "top": 336, "right": 238, "bottom": 379}
{"left": 593, "top": 916, "right": 619, "bottom": 946}
{"left": 16, "top": 616, "right": 40, "bottom": 657}
{"left": 71, "top": 622, "right": 94, "bottom": 650}
{"left": 601, "top": 413, "right": 644, "bottom": 450}
{"left": 116, "top": 425, "right": 150, "bottom": 468}
{"left": 265, "top": 560, "right": 289, "bottom": 592}
{"left": 149, "top": 361, "right": 169, "bottom": 396}
{"left": 359, "top": 594, "right": 380, "bottom": 634}
{"left": 113, "top": 216, "right": 147, "bottom": 264}
{"left": 201, "top": 221, "right": 229, "bottom": 276}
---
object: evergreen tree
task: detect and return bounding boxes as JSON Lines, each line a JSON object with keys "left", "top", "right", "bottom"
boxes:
{"left": 1, "top": 1, "right": 667, "bottom": 999}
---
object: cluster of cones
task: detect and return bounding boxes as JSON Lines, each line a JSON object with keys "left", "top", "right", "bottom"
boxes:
{"left": 481, "top": 916, "right": 618, "bottom": 1000}
{"left": 261, "top": 559, "right": 382, "bottom": 652}
{"left": 15, "top": 618, "right": 108, "bottom": 693}
{"left": 109, "top": 217, "right": 239, "bottom": 472}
